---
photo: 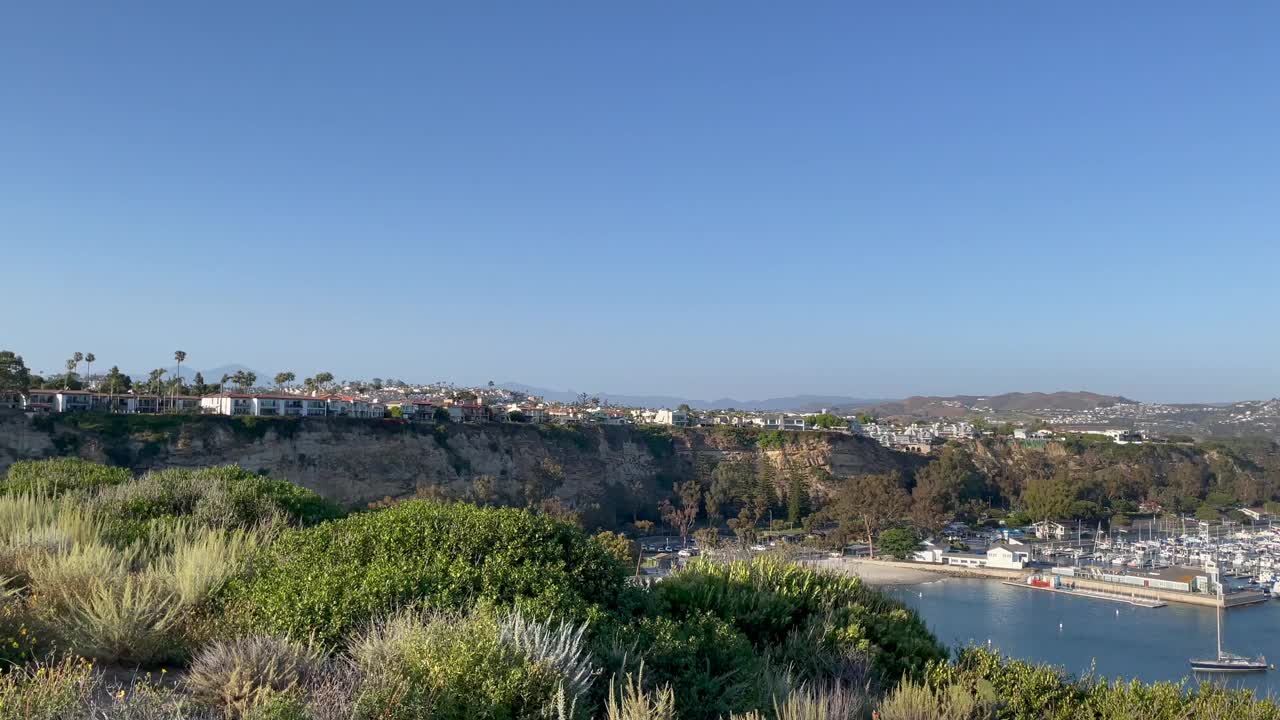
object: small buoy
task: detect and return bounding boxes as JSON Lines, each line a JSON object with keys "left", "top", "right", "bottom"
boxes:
{"left": 1115, "top": 609, "right": 1120, "bottom": 616}
{"left": 1059, "top": 623, "right": 1064, "bottom": 629}
{"left": 918, "top": 592, "right": 923, "bottom": 598}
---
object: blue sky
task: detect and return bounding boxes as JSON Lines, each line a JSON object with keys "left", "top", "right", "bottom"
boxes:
{"left": 4, "top": 2, "right": 1278, "bottom": 402}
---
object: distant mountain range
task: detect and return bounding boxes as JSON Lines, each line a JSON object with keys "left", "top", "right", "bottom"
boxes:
{"left": 863, "top": 391, "right": 1135, "bottom": 418}
{"left": 502, "top": 384, "right": 887, "bottom": 412}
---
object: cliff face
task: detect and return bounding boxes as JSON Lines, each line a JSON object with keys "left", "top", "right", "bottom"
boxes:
{"left": 0, "top": 411, "right": 917, "bottom": 527}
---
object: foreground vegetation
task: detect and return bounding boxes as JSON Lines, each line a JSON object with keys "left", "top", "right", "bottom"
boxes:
{"left": 1, "top": 459, "right": 1279, "bottom": 718}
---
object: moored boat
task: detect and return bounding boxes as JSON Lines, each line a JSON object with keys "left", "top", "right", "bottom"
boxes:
{"left": 1190, "top": 584, "right": 1269, "bottom": 673}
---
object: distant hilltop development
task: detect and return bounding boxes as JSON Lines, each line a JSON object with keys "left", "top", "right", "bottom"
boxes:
{"left": 1, "top": 350, "right": 1277, "bottom": 439}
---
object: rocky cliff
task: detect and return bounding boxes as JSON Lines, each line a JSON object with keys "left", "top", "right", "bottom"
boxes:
{"left": 0, "top": 411, "right": 918, "bottom": 528}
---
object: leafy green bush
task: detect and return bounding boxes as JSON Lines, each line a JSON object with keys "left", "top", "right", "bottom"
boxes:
{"left": 599, "top": 612, "right": 766, "bottom": 720}
{"left": 634, "top": 427, "right": 676, "bottom": 459}
{"left": 756, "top": 431, "right": 788, "bottom": 449}
{"left": 926, "top": 647, "right": 1280, "bottom": 720}
{"left": 1, "top": 458, "right": 132, "bottom": 497}
{"left": 653, "top": 559, "right": 946, "bottom": 686}
{"left": 216, "top": 500, "right": 626, "bottom": 643}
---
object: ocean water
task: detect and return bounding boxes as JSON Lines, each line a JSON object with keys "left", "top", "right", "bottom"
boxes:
{"left": 884, "top": 577, "right": 1280, "bottom": 697}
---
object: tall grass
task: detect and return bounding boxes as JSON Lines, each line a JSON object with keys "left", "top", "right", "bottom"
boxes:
{"left": 349, "top": 608, "right": 589, "bottom": 719}
{"left": 153, "top": 525, "right": 270, "bottom": 608}
{"left": 0, "top": 494, "right": 102, "bottom": 552}
{"left": 62, "top": 574, "right": 184, "bottom": 665}
{"left": 604, "top": 667, "right": 676, "bottom": 720}
{"left": 25, "top": 541, "right": 137, "bottom": 608}
{"left": 876, "top": 678, "right": 983, "bottom": 720}
{"left": 0, "top": 485, "right": 269, "bottom": 665}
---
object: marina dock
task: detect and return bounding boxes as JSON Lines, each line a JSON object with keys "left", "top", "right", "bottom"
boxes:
{"left": 838, "top": 559, "right": 1273, "bottom": 608}
{"left": 1001, "top": 580, "right": 1167, "bottom": 607}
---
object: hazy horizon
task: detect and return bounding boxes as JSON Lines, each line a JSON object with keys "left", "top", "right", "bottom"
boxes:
{"left": 5, "top": 351, "right": 1266, "bottom": 406}
{"left": 5, "top": 4, "right": 1278, "bottom": 403}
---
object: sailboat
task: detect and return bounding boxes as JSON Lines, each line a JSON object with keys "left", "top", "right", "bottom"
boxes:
{"left": 1190, "top": 584, "right": 1268, "bottom": 672}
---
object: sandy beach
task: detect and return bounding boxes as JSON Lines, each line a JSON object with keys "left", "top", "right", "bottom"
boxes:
{"left": 814, "top": 557, "right": 941, "bottom": 585}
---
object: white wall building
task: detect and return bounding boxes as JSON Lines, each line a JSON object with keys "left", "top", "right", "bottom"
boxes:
{"left": 652, "top": 409, "right": 689, "bottom": 427}
{"left": 201, "top": 393, "right": 327, "bottom": 417}
{"left": 985, "top": 543, "right": 1029, "bottom": 570}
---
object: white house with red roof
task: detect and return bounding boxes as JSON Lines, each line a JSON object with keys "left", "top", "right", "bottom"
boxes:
{"left": 200, "top": 393, "right": 326, "bottom": 417}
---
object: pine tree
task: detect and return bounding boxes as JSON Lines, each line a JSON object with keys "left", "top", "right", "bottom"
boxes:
{"left": 786, "top": 471, "right": 808, "bottom": 527}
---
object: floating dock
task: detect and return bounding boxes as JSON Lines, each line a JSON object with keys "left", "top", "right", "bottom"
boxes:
{"left": 1001, "top": 580, "right": 1167, "bottom": 608}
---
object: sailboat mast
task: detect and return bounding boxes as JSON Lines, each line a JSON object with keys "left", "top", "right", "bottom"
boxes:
{"left": 1217, "top": 583, "right": 1224, "bottom": 657}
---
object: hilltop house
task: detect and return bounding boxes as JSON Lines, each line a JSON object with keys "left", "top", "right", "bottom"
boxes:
{"left": 652, "top": 408, "right": 689, "bottom": 427}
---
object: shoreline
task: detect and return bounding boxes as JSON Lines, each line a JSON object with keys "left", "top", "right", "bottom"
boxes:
{"left": 811, "top": 557, "right": 948, "bottom": 585}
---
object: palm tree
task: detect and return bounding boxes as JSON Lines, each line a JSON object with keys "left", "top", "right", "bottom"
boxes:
{"left": 64, "top": 358, "right": 77, "bottom": 389}
{"left": 220, "top": 374, "right": 233, "bottom": 394}
{"left": 172, "top": 351, "right": 187, "bottom": 410}
{"left": 147, "top": 368, "right": 166, "bottom": 396}
{"left": 274, "top": 371, "right": 295, "bottom": 390}
{"left": 231, "top": 371, "right": 257, "bottom": 393}
{"left": 84, "top": 353, "right": 95, "bottom": 387}
{"left": 105, "top": 365, "right": 123, "bottom": 410}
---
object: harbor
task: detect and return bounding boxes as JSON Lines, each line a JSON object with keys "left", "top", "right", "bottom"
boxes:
{"left": 835, "top": 515, "right": 1280, "bottom": 610}
{"left": 886, "top": 576, "right": 1280, "bottom": 695}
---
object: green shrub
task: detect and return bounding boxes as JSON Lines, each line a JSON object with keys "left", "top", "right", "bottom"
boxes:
{"left": 756, "top": 431, "right": 788, "bottom": 449}
{"left": 929, "top": 647, "right": 1280, "bottom": 720}
{"left": 0, "top": 458, "right": 133, "bottom": 497}
{"left": 186, "top": 636, "right": 324, "bottom": 718}
{"left": 216, "top": 500, "right": 626, "bottom": 643}
{"left": 653, "top": 559, "right": 945, "bottom": 686}
{"left": 600, "top": 612, "right": 765, "bottom": 720}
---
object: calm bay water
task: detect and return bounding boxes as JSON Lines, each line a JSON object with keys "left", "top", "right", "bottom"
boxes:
{"left": 884, "top": 577, "right": 1280, "bottom": 696}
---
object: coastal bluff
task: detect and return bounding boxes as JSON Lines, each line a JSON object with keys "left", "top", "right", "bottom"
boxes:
{"left": 0, "top": 410, "right": 917, "bottom": 527}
